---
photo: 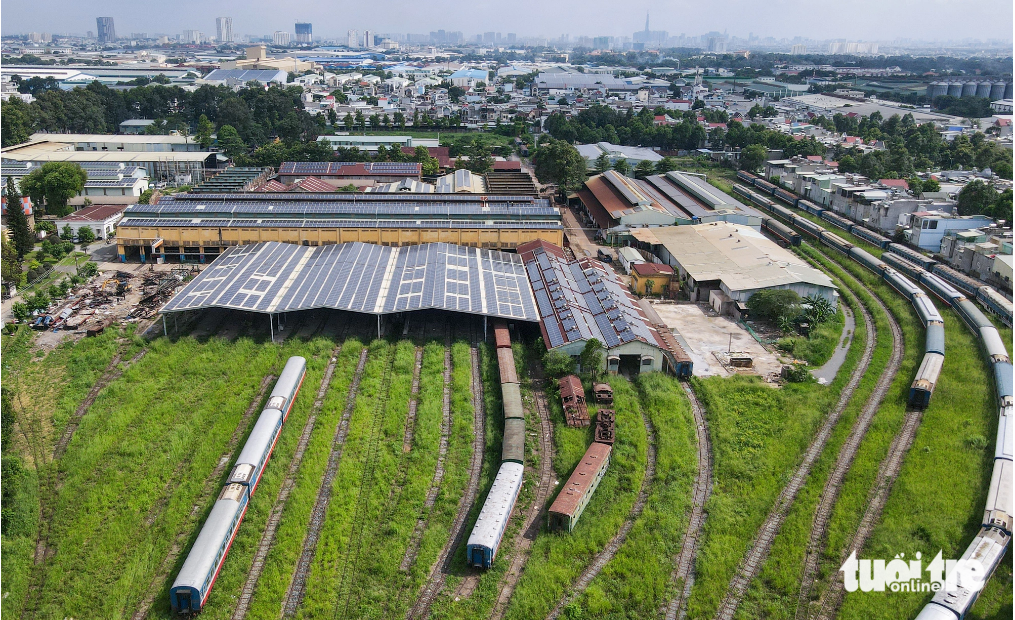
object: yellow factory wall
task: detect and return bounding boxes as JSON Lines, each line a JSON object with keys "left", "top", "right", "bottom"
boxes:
{"left": 117, "top": 224, "right": 563, "bottom": 258}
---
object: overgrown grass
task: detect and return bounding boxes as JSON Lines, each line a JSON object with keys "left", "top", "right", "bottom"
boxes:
{"left": 685, "top": 301, "right": 868, "bottom": 619}
{"left": 30, "top": 334, "right": 311, "bottom": 618}
{"left": 198, "top": 336, "right": 363, "bottom": 620}
{"left": 735, "top": 244, "right": 917, "bottom": 619}
{"left": 777, "top": 304, "right": 847, "bottom": 367}
{"left": 573, "top": 371, "right": 697, "bottom": 617}
{"left": 499, "top": 374, "right": 648, "bottom": 620}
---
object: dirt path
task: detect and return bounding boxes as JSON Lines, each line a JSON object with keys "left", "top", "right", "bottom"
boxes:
{"left": 663, "top": 381, "right": 714, "bottom": 620}
{"left": 277, "top": 347, "right": 370, "bottom": 618}
{"left": 131, "top": 372, "right": 276, "bottom": 620}
{"left": 546, "top": 410, "right": 657, "bottom": 620}
{"left": 714, "top": 291, "right": 878, "bottom": 620}
{"left": 794, "top": 286, "right": 904, "bottom": 620}
{"left": 489, "top": 371, "right": 556, "bottom": 620}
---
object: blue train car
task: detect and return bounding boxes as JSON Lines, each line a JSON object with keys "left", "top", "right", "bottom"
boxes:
{"left": 797, "top": 199, "right": 826, "bottom": 217}
{"left": 170, "top": 484, "right": 249, "bottom": 613}
{"left": 736, "top": 170, "right": 758, "bottom": 185}
{"left": 881, "top": 251, "right": 924, "bottom": 280}
{"left": 931, "top": 263, "right": 982, "bottom": 298}
{"left": 763, "top": 218, "right": 801, "bottom": 247}
{"left": 883, "top": 268, "right": 922, "bottom": 301}
{"left": 848, "top": 247, "right": 887, "bottom": 274}
{"left": 774, "top": 187, "right": 799, "bottom": 206}
{"left": 920, "top": 272, "right": 965, "bottom": 306}
{"left": 467, "top": 462, "right": 524, "bottom": 568}
{"left": 887, "top": 243, "right": 936, "bottom": 271}
{"left": 909, "top": 352, "right": 944, "bottom": 409}
{"left": 976, "top": 287, "right": 1014, "bottom": 328}
{"left": 820, "top": 231, "right": 853, "bottom": 255}
{"left": 794, "top": 215, "right": 825, "bottom": 238}
{"left": 925, "top": 322, "right": 946, "bottom": 356}
{"left": 851, "top": 226, "right": 891, "bottom": 249}
{"left": 820, "top": 211, "right": 854, "bottom": 233}
{"left": 754, "top": 179, "right": 777, "bottom": 195}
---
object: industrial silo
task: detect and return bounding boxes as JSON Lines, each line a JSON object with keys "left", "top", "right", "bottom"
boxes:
{"left": 1005, "top": 82, "right": 1013, "bottom": 99}
{"left": 947, "top": 82, "right": 963, "bottom": 97}
{"left": 990, "top": 81, "right": 1006, "bottom": 99}
{"left": 975, "top": 82, "right": 992, "bottom": 98}
{"left": 928, "top": 82, "right": 948, "bottom": 98}
{"left": 962, "top": 81, "right": 977, "bottom": 97}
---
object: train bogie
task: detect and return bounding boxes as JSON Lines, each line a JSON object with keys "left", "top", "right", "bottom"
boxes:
{"left": 909, "top": 352, "right": 944, "bottom": 408}
{"left": 170, "top": 484, "right": 248, "bottom": 613}
{"left": 926, "top": 321, "right": 946, "bottom": 356}
{"left": 848, "top": 247, "right": 886, "bottom": 274}
{"left": 467, "top": 462, "right": 524, "bottom": 568}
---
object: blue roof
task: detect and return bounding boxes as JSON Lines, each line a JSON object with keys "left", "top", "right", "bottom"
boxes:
{"left": 448, "top": 69, "right": 488, "bottom": 80}
{"left": 203, "top": 69, "right": 287, "bottom": 83}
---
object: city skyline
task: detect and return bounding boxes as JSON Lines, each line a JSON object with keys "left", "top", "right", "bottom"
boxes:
{"left": 1, "top": 0, "right": 1012, "bottom": 43}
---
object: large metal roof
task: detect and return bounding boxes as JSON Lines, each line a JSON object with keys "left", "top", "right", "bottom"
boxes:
{"left": 161, "top": 241, "right": 539, "bottom": 322}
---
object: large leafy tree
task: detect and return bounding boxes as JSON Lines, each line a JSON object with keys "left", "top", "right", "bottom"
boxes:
{"left": 579, "top": 338, "right": 605, "bottom": 380}
{"left": 1, "top": 237, "right": 25, "bottom": 289}
{"left": 1, "top": 99, "right": 33, "bottom": 147}
{"left": 739, "top": 144, "right": 768, "bottom": 172}
{"left": 216, "top": 125, "right": 248, "bottom": 159}
{"left": 531, "top": 137, "right": 588, "bottom": 194}
{"left": 4, "top": 178, "right": 35, "bottom": 258}
{"left": 195, "top": 114, "right": 214, "bottom": 149}
{"left": 19, "top": 163, "right": 87, "bottom": 217}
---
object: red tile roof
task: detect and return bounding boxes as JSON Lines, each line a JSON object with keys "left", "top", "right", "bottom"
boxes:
{"left": 400, "top": 146, "right": 452, "bottom": 168}
{"left": 288, "top": 176, "right": 335, "bottom": 192}
{"left": 493, "top": 160, "right": 522, "bottom": 171}
{"left": 58, "top": 204, "right": 126, "bottom": 222}
{"left": 632, "top": 262, "right": 674, "bottom": 276}
{"left": 879, "top": 179, "right": 909, "bottom": 189}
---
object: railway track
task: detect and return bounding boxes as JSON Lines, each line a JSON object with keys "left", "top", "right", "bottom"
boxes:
{"left": 131, "top": 372, "right": 277, "bottom": 620}
{"left": 490, "top": 365, "right": 556, "bottom": 620}
{"left": 407, "top": 322, "right": 487, "bottom": 620}
{"left": 277, "top": 346, "right": 371, "bottom": 618}
{"left": 333, "top": 346, "right": 398, "bottom": 617}
{"left": 22, "top": 342, "right": 148, "bottom": 620}
{"left": 400, "top": 323, "right": 454, "bottom": 579}
{"left": 231, "top": 315, "right": 355, "bottom": 620}
{"left": 547, "top": 409, "right": 658, "bottom": 620}
{"left": 794, "top": 283, "right": 905, "bottom": 620}
{"left": 402, "top": 346, "right": 425, "bottom": 454}
{"left": 663, "top": 380, "right": 714, "bottom": 620}
{"left": 714, "top": 286, "right": 878, "bottom": 620}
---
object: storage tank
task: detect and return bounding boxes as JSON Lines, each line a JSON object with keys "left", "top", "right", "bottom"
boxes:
{"left": 961, "top": 81, "right": 978, "bottom": 98}
{"left": 947, "top": 82, "right": 963, "bottom": 97}
{"left": 976, "top": 82, "right": 992, "bottom": 98}
{"left": 1005, "top": 82, "right": 1013, "bottom": 100}
{"left": 928, "top": 82, "right": 948, "bottom": 98}
{"left": 990, "top": 81, "right": 1006, "bottom": 99}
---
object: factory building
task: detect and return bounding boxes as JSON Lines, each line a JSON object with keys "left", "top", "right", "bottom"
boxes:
{"left": 518, "top": 239, "right": 678, "bottom": 375}
{"left": 628, "top": 222, "right": 838, "bottom": 315}
{"left": 277, "top": 161, "right": 421, "bottom": 187}
{"left": 115, "top": 192, "right": 563, "bottom": 262}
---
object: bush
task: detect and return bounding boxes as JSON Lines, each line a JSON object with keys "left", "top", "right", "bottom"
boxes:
{"left": 543, "top": 348, "right": 577, "bottom": 379}
{"left": 747, "top": 289, "right": 802, "bottom": 322}
{"left": 77, "top": 227, "right": 95, "bottom": 244}
{"left": 35, "top": 221, "right": 57, "bottom": 235}
{"left": 11, "top": 302, "right": 30, "bottom": 322}
{"left": 79, "top": 262, "right": 98, "bottom": 278}
{"left": 25, "top": 291, "right": 50, "bottom": 312}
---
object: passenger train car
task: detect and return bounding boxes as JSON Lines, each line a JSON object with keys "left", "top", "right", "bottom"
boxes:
{"left": 170, "top": 356, "right": 306, "bottom": 614}
{"left": 467, "top": 321, "right": 526, "bottom": 568}
{"left": 737, "top": 171, "right": 1012, "bottom": 619}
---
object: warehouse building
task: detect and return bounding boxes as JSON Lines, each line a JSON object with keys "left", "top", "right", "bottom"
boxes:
{"left": 628, "top": 222, "right": 837, "bottom": 314}
{"left": 575, "top": 170, "right": 763, "bottom": 241}
{"left": 518, "top": 239, "right": 678, "bottom": 375}
{"left": 2, "top": 161, "right": 151, "bottom": 206}
{"left": 316, "top": 135, "right": 439, "bottom": 153}
{"left": 277, "top": 161, "right": 422, "bottom": 187}
{"left": 116, "top": 192, "right": 563, "bottom": 262}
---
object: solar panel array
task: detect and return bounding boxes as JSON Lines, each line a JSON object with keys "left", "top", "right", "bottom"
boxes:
{"left": 161, "top": 241, "right": 538, "bottom": 322}
{"left": 118, "top": 217, "right": 562, "bottom": 230}
{"left": 523, "top": 245, "right": 660, "bottom": 350}
{"left": 279, "top": 161, "right": 421, "bottom": 176}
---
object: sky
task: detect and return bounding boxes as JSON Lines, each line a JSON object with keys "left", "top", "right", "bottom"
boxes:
{"left": 2, "top": 0, "right": 1013, "bottom": 42}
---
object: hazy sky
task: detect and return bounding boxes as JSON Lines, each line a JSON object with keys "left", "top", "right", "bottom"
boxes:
{"left": 3, "top": 0, "right": 1013, "bottom": 42}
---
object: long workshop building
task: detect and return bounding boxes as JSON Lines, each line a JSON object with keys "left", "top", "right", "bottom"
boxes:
{"left": 115, "top": 191, "right": 563, "bottom": 262}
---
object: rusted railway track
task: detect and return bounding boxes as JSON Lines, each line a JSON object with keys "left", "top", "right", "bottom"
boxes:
{"left": 663, "top": 380, "right": 714, "bottom": 620}
{"left": 794, "top": 287, "right": 904, "bottom": 620}
{"left": 714, "top": 292, "right": 878, "bottom": 620}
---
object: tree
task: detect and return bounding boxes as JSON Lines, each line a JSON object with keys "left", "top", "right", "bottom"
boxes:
{"left": 11, "top": 301, "right": 30, "bottom": 322}
{"left": 216, "top": 125, "right": 248, "bottom": 159}
{"left": 612, "top": 157, "right": 630, "bottom": 176}
{"left": 393, "top": 111, "right": 405, "bottom": 129}
{"left": 746, "top": 288, "right": 802, "bottom": 323}
{"left": 579, "top": 338, "right": 605, "bottom": 380}
{"left": 19, "top": 162, "right": 87, "bottom": 217}
{"left": 956, "top": 180, "right": 998, "bottom": 217}
{"left": 4, "top": 179, "right": 34, "bottom": 258}
{"left": 634, "top": 159, "right": 655, "bottom": 180}
{"left": 922, "top": 178, "right": 940, "bottom": 193}
{"left": 343, "top": 113, "right": 355, "bottom": 131}
{"left": 739, "top": 144, "right": 767, "bottom": 172}
{"left": 77, "top": 226, "right": 96, "bottom": 245}
{"left": 138, "top": 188, "right": 155, "bottom": 205}
{"left": 1, "top": 238, "right": 24, "bottom": 289}
{"left": 655, "top": 156, "right": 678, "bottom": 173}
{"left": 61, "top": 224, "right": 75, "bottom": 240}
{"left": 1, "top": 98, "right": 33, "bottom": 148}
{"left": 543, "top": 349, "right": 576, "bottom": 379}
{"left": 594, "top": 152, "right": 611, "bottom": 174}
{"left": 413, "top": 145, "right": 439, "bottom": 176}
{"left": 195, "top": 114, "right": 214, "bottom": 149}
{"left": 531, "top": 138, "right": 588, "bottom": 194}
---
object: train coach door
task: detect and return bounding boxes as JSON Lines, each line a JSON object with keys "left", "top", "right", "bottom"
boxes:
{"left": 471, "top": 547, "right": 486, "bottom": 568}
{"left": 177, "top": 591, "right": 193, "bottom": 612}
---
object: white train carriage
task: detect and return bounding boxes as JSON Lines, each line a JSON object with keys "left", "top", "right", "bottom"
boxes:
{"left": 914, "top": 527, "right": 1011, "bottom": 620}
{"left": 227, "top": 409, "right": 283, "bottom": 494}
{"left": 169, "top": 484, "right": 248, "bottom": 613}
{"left": 266, "top": 356, "right": 307, "bottom": 422}
{"left": 466, "top": 462, "right": 524, "bottom": 568}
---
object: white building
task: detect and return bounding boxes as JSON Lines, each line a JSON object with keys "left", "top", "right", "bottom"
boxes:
{"left": 55, "top": 204, "right": 127, "bottom": 240}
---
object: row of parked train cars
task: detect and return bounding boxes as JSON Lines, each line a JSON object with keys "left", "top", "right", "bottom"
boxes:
{"left": 737, "top": 171, "right": 1013, "bottom": 620}
{"left": 169, "top": 357, "right": 307, "bottom": 614}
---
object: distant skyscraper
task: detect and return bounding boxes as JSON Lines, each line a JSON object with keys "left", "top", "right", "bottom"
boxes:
{"left": 273, "top": 31, "right": 291, "bottom": 46}
{"left": 633, "top": 12, "right": 667, "bottom": 48}
{"left": 295, "top": 22, "right": 312, "bottom": 44}
{"left": 362, "top": 30, "right": 373, "bottom": 47}
{"left": 791, "top": 44, "right": 807, "bottom": 55}
{"left": 347, "top": 30, "right": 358, "bottom": 48}
{"left": 507, "top": 33, "right": 516, "bottom": 44}
{"left": 96, "top": 17, "right": 116, "bottom": 43}
{"left": 216, "top": 17, "right": 233, "bottom": 43}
